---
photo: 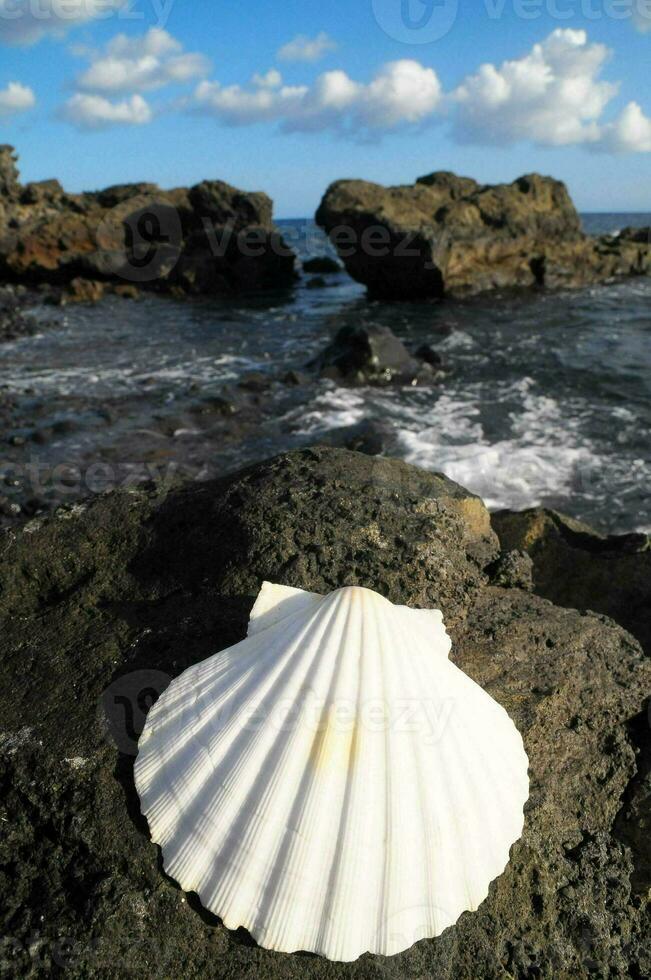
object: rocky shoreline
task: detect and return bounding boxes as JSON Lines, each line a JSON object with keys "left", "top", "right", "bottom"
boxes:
{"left": 0, "top": 448, "right": 649, "bottom": 978}
{"left": 0, "top": 145, "right": 298, "bottom": 303}
{"left": 1, "top": 146, "right": 650, "bottom": 304}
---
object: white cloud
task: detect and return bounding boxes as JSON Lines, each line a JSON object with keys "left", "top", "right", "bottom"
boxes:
{"left": 74, "top": 27, "right": 210, "bottom": 94}
{"left": 62, "top": 92, "right": 152, "bottom": 130}
{"left": 360, "top": 60, "right": 442, "bottom": 128}
{"left": 193, "top": 60, "right": 442, "bottom": 135}
{"left": 452, "top": 29, "right": 616, "bottom": 147}
{"left": 251, "top": 68, "right": 283, "bottom": 89}
{"left": 0, "top": 80, "right": 35, "bottom": 117}
{"left": 598, "top": 101, "right": 651, "bottom": 153}
{"left": 194, "top": 77, "right": 307, "bottom": 127}
{"left": 277, "top": 31, "right": 337, "bottom": 63}
{"left": 0, "top": 0, "right": 125, "bottom": 46}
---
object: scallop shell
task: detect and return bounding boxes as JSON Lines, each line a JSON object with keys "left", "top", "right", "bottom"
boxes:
{"left": 135, "top": 583, "right": 529, "bottom": 961}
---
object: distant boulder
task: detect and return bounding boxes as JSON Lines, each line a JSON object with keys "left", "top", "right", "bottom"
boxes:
{"left": 316, "top": 171, "right": 651, "bottom": 299}
{"left": 0, "top": 146, "right": 297, "bottom": 298}
{"left": 309, "top": 324, "right": 437, "bottom": 385}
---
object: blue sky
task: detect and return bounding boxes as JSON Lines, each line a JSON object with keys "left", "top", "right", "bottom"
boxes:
{"left": 0, "top": 0, "right": 650, "bottom": 215}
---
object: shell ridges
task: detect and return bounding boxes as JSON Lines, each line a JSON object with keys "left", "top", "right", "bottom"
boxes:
{"left": 135, "top": 582, "right": 529, "bottom": 961}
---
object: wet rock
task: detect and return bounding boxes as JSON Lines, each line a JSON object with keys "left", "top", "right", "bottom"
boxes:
{"left": 316, "top": 171, "right": 651, "bottom": 299}
{"left": 51, "top": 419, "right": 80, "bottom": 437}
{"left": 193, "top": 387, "right": 240, "bottom": 416}
{"left": 414, "top": 343, "right": 445, "bottom": 369}
{"left": 309, "top": 324, "right": 434, "bottom": 385}
{"left": 0, "top": 448, "right": 649, "bottom": 977}
{"left": 281, "top": 369, "right": 310, "bottom": 386}
{"left": 306, "top": 275, "right": 327, "bottom": 289}
{"left": 0, "top": 307, "right": 37, "bottom": 342}
{"left": 492, "top": 507, "right": 651, "bottom": 655}
{"left": 238, "top": 372, "right": 271, "bottom": 393}
{"left": 303, "top": 256, "right": 341, "bottom": 274}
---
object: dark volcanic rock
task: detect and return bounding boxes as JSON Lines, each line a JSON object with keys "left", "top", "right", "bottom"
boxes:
{"left": 414, "top": 343, "right": 444, "bottom": 368}
{"left": 0, "top": 306, "right": 37, "bottom": 342}
{"left": 0, "top": 287, "right": 49, "bottom": 342}
{"left": 619, "top": 227, "right": 651, "bottom": 245}
{"left": 0, "top": 449, "right": 650, "bottom": 978}
{"left": 187, "top": 180, "right": 273, "bottom": 228}
{"left": 303, "top": 256, "right": 341, "bottom": 274}
{"left": 280, "top": 369, "right": 310, "bottom": 386}
{"left": 492, "top": 507, "right": 651, "bottom": 656}
{"left": 0, "top": 147, "right": 297, "bottom": 298}
{"left": 316, "top": 171, "right": 651, "bottom": 299}
{"left": 309, "top": 324, "right": 436, "bottom": 385}
{"left": 487, "top": 549, "right": 534, "bottom": 591}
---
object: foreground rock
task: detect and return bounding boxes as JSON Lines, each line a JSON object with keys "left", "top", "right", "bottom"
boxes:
{"left": 308, "top": 324, "right": 440, "bottom": 385}
{"left": 0, "top": 448, "right": 649, "bottom": 978}
{"left": 0, "top": 146, "right": 297, "bottom": 299}
{"left": 316, "top": 171, "right": 651, "bottom": 299}
{"left": 493, "top": 507, "right": 651, "bottom": 656}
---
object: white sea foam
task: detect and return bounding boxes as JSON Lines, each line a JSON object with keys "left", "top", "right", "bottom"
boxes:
{"left": 2, "top": 353, "right": 261, "bottom": 397}
{"left": 293, "top": 378, "right": 603, "bottom": 513}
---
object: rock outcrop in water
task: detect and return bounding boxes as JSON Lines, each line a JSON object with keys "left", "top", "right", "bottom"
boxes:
{"left": 316, "top": 171, "right": 651, "bottom": 299}
{"left": 0, "top": 146, "right": 297, "bottom": 300}
{"left": 1, "top": 447, "right": 649, "bottom": 977}
{"left": 308, "top": 324, "right": 440, "bottom": 385}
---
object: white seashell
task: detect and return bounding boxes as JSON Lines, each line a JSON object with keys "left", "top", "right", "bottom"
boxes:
{"left": 135, "top": 583, "right": 529, "bottom": 962}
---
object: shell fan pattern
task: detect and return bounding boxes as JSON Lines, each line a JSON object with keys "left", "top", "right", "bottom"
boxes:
{"left": 134, "top": 583, "right": 529, "bottom": 962}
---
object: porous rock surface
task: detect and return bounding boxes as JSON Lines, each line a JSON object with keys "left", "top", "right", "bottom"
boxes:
{"left": 316, "top": 171, "right": 651, "bottom": 299}
{"left": 492, "top": 507, "right": 651, "bottom": 656}
{"left": 0, "top": 448, "right": 649, "bottom": 978}
{"left": 0, "top": 146, "right": 296, "bottom": 299}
